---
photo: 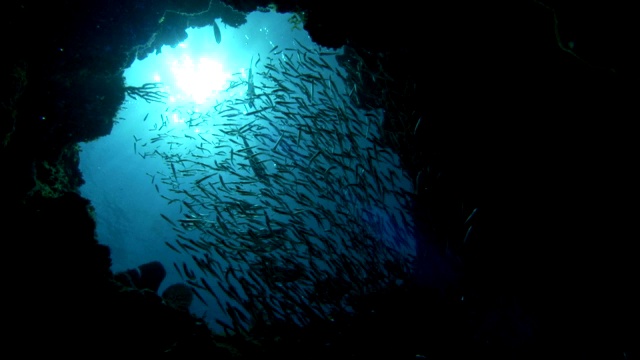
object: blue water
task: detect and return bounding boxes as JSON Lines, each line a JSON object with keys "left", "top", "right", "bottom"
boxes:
{"left": 80, "top": 10, "right": 416, "bottom": 333}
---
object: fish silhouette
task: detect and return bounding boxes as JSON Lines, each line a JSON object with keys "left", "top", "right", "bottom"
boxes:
{"left": 213, "top": 20, "right": 222, "bottom": 44}
{"left": 240, "top": 134, "right": 270, "bottom": 185}
{"left": 246, "top": 56, "right": 256, "bottom": 108}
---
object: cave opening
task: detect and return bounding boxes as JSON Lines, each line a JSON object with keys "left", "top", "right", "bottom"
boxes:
{"left": 79, "top": 10, "right": 416, "bottom": 334}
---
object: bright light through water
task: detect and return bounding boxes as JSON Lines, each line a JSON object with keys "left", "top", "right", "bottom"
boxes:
{"left": 80, "top": 11, "right": 416, "bottom": 334}
{"left": 170, "top": 55, "right": 231, "bottom": 104}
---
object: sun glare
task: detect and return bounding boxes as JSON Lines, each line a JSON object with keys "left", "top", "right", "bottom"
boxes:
{"left": 170, "top": 55, "right": 231, "bottom": 104}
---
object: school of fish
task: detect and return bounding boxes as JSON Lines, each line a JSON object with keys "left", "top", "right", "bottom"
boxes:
{"left": 130, "top": 38, "right": 417, "bottom": 334}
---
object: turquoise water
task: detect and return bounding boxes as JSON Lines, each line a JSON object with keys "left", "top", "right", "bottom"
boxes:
{"left": 80, "top": 11, "right": 416, "bottom": 334}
